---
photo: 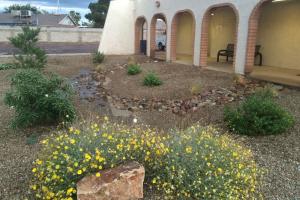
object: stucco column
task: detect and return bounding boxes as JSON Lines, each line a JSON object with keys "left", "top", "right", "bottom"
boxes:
{"left": 146, "top": 21, "right": 151, "bottom": 56}
{"left": 166, "top": 17, "right": 172, "bottom": 62}
{"left": 234, "top": 19, "right": 249, "bottom": 75}
{"left": 193, "top": 14, "right": 202, "bottom": 66}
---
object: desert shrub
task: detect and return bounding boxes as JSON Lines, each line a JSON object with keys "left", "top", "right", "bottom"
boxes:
{"left": 31, "top": 119, "right": 261, "bottom": 199}
{"left": 4, "top": 69, "right": 76, "bottom": 128}
{"left": 224, "top": 88, "right": 294, "bottom": 136}
{"left": 0, "top": 63, "right": 16, "bottom": 70}
{"left": 93, "top": 52, "right": 105, "bottom": 64}
{"left": 9, "top": 26, "right": 47, "bottom": 69}
{"left": 127, "top": 64, "right": 142, "bottom": 75}
{"left": 143, "top": 72, "right": 162, "bottom": 86}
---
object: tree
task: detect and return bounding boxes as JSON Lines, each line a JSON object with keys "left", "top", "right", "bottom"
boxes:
{"left": 4, "top": 4, "right": 41, "bottom": 14}
{"left": 85, "top": 0, "right": 111, "bottom": 28}
{"left": 9, "top": 27, "right": 47, "bottom": 70}
{"left": 81, "top": 21, "right": 92, "bottom": 27}
{"left": 69, "top": 11, "right": 81, "bottom": 26}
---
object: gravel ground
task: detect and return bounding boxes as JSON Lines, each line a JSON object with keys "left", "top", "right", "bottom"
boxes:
{"left": 0, "top": 55, "right": 299, "bottom": 199}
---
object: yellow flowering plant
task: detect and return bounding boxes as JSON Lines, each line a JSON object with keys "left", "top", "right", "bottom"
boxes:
{"left": 155, "top": 126, "right": 262, "bottom": 199}
{"left": 31, "top": 118, "right": 262, "bottom": 199}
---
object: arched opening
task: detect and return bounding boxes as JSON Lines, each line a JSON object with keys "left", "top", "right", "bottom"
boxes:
{"left": 150, "top": 14, "right": 167, "bottom": 60}
{"left": 246, "top": 0, "right": 300, "bottom": 86}
{"left": 135, "top": 17, "right": 148, "bottom": 55}
{"left": 200, "top": 5, "right": 238, "bottom": 73}
{"left": 171, "top": 10, "right": 195, "bottom": 64}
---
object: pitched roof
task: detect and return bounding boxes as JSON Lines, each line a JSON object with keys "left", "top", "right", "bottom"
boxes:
{"left": 0, "top": 13, "right": 76, "bottom": 27}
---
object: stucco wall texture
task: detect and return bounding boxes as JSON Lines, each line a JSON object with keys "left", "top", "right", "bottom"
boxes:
{"left": 99, "top": 0, "right": 300, "bottom": 74}
{"left": 0, "top": 27, "right": 102, "bottom": 43}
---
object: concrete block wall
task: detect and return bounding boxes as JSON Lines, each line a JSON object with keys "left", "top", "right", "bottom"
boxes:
{"left": 0, "top": 26, "right": 102, "bottom": 43}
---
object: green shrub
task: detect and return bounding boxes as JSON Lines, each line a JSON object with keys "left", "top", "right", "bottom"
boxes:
{"left": 127, "top": 64, "right": 142, "bottom": 75}
{"left": 143, "top": 72, "right": 162, "bottom": 86}
{"left": 0, "top": 63, "right": 16, "bottom": 70}
{"left": 9, "top": 26, "right": 47, "bottom": 69}
{"left": 4, "top": 69, "right": 76, "bottom": 128}
{"left": 31, "top": 119, "right": 261, "bottom": 199}
{"left": 224, "top": 89, "right": 294, "bottom": 136}
{"left": 93, "top": 52, "right": 105, "bottom": 64}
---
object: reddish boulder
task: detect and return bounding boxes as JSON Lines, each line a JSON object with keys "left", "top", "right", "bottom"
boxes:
{"left": 77, "top": 162, "right": 145, "bottom": 200}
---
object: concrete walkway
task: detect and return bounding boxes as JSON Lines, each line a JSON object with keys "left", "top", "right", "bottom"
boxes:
{"left": 250, "top": 66, "right": 300, "bottom": 87}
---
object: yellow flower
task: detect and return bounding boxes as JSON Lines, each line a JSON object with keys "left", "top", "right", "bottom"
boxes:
{"left": 85, "top": 153, "right": 92, "bottom": 161}
{"left": 217, "top": 168, "right": 223, "bottom": 173}
{"left": 152, "top": 178, "right": 157, "bottom": 184}
{"left": 67, "top": 187, "right": 74, "bottom": 195}
{"left": 185, "top": 146, "right": 192, "bottom": 154}
{"left": 233, "top": 152, "right": 238, "bottom": 157}
{"left": 69, "top": 127, "right": 74, "bottom": 132}
{"left": 77, "top": 170, "right": 83, "bottom": 175}
{"left": 32, "top": 168, "right": 37, "bottom": 173}
{"left": 70, "top": 139, "right": 76, "bottom": 144}
{"left": 96, "top": 173, "right": 101, "bottom": 177}
{"left": 31, "top": 185, "right": 37, "bottom": 190}
{"left": 108, "top": 135, "right": 113, "bottom": 140}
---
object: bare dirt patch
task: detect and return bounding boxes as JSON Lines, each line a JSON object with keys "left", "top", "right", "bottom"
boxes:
{"left": 107, "top": 61, "right": 235, "bottom": 100}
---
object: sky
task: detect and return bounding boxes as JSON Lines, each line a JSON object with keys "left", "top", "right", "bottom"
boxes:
{"left": 0, "top": 0, "right": 96, "bottom": 22}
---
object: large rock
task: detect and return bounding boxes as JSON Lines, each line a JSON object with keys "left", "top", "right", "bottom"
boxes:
{"left": 77, "top": 162, "right": 145, "bottom": 200}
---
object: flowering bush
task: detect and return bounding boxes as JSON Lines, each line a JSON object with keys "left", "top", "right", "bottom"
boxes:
{"left": 31, "top": 118, "right": 261, "bottom": 199}
{"left": 4, "top": 69, "right": 75, "bottom": 128}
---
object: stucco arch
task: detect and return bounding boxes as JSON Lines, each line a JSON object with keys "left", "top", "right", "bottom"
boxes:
{"left": 245, "top": 0, "right": 273, "bottom": 73}
{"left": 150, "top": 13, "right": 168, "bottom": 58}
{"left": 135, "top": 16, "right": 148, "bottom": 54}
{"left": 170, "top": 9, "right": 196, "bottom": 63}
{"left": 199, "top": 3, "right": 239, "bottom": 70}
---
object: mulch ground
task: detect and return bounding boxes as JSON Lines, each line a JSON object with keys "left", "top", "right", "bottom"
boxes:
{"left": 0, "top": 55, "right": 299, "bottom": 199}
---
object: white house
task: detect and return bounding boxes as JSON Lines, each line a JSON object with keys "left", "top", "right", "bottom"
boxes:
{"left": 99, "top": 0, "right": 300, "bottom": 86}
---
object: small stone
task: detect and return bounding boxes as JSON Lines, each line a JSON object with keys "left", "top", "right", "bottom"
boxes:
{"left": 128, "top": 106, "right": 138, "bottom": 112}
{"left": 273, "top": 84, "right": 284, "bottom": 91}
{"left": 192, "top": 107, "right": 198, "bottom": 112}
{"left": 77, "top": 162, "right": 145, "bottom": 200}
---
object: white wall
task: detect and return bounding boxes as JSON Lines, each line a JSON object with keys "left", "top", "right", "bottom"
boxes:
{"left": 0, "top": 26, "right": 102, "bottom": 43}
{"left": 98, "top": 0, "right": 135, "bottom": 55}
